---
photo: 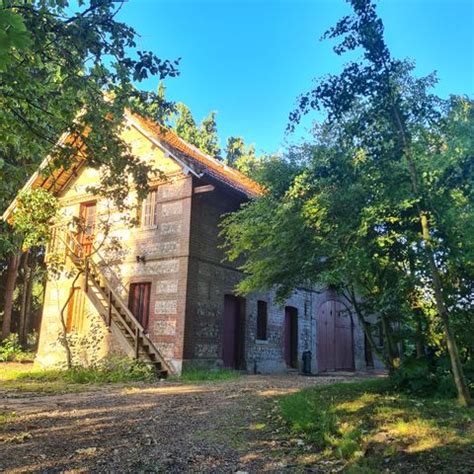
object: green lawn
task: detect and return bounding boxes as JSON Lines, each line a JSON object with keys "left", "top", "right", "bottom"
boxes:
{"left": 278, "top": 378, "right": 474, "bottom": 473}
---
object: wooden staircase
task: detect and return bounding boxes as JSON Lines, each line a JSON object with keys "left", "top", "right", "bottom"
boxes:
{"left": 55, "top": 228, "right": 171, "bottom": 378}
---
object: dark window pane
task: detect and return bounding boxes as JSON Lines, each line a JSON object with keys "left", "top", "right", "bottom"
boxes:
{"left": 257, "top": 300, "right": 267, "bottom": 340}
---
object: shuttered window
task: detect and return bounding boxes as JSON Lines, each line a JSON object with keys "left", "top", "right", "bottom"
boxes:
{"left": 141, "top": 189, "right": 158, "bottom": 228}
{"left": 256, "top": 300, "right": 268, "bottom": 340}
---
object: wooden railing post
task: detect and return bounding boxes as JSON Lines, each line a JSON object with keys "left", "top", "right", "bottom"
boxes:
{"left": 108, "top": 291, "right": 112, "bottom": 327}
{"left": 134, "top": 327, "right": 139, "bottom": 359}
{"left": 84, "top": 258, "right": 89, "bottom": 293}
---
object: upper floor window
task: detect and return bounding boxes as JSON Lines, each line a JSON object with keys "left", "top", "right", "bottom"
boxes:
{"left": 141, "top": 189, "right": 158, "bottom": 228}
{"left": 257, "top": 300, "right": 268, "bottom": 340}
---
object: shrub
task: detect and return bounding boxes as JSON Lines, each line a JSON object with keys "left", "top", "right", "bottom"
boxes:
{"left": 391, "top": 356, "right": 474, "bottom": 398}
{"left": 390, "top": 357, "right": 437, "bottom": 396}
{"left": 0, "top": 334, "right": 35, "bottom": 362}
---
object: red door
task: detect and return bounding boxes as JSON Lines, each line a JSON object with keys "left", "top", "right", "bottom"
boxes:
{"left": 128, "top": 282, "right": 151, "bottom": 330}
{"left": 222, "top": 295, "right": 245, "bottom": 369}
{"left": 79, "top": 201, "right": 96, "bottom": 255}
{"left": 284, "top": 307, "right": 298, "bottom": 368}
{"left": 317, "top": 300, "right": 354, "bottom": 372}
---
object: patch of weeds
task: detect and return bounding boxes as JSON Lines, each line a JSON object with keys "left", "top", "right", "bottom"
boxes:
{"left": 278, "top": 378, "right": 474, "bottom": 472}
{"left": 0, "top": 334, "right": 35, "bottom": 362}
{"left": 0, "top": 357, "right": 155, "bottom": 393}
{"left": 172, "top": 368, "right": 241, "bottom": 383}
{"left": 0, "top": 412, "right": 16, "bottom": 429}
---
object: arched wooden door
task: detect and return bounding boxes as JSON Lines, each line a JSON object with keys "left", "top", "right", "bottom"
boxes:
{"left": 317, "top": 300, "right": 354, "bottom": 372}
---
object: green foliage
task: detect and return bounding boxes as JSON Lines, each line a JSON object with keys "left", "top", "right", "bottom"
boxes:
{"left": 221, "top": 0, "right": 473, "bottom": 401}
{"left": 0, "top": 356, "right": 155, "bottom": 392}
{"left": 0, "top": 8, "right": 31, "bottom": 71}
{"left": 174, "top": 102, "right": 200, "bottom": 146}
{"left": 174, "top": 367, "right": 241, "bottom": 383}
{"left": 0, "top": 333, "right": 34, "bottom": 362}
{"left": 0, "top": 0, "right": 180, "bottom": 260}
{"left": 198, "top": 111, "right": 220, "bottom": 156}
{"left": 172, "top": 104, "right": 222, "bottom": 157}
{"left": 12, "top": 189, "right": 59, "bottom": 250}
{"left": 391, "top": 357, "right": 474, "bottom": 398}
{"left": 390, "top": 358, "right": 438, "bottom": 396}
{"left": 224, "top": 136, "right": 258, "bottom": 173}
{"left": 0, "top": 333, "right": 21, "bottom": 361}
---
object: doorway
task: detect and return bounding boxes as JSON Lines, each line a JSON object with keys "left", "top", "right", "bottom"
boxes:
{"left": 317, "top": 300, "right": 354, "bottom": 372}
{"left": 78, "top": 201, "right": 96, "bottom": 255}
{"left": 128, "top": 282, "right": 151, "bottom": 330}
{"left": 222, "top": 295, "right": 246, "bottom": 369}
{"left": 284, "top": 306, "right": 298, "bottom": 369}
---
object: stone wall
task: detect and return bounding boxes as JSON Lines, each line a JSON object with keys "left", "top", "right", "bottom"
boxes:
{"left": 36, "top": 121, "right": 383, "bottom": 374}
{"left": 182, "top": 178, "right": 380, "bottom": 374}
{"left": 36, "top": 124, "right": 192, "bottom": 372}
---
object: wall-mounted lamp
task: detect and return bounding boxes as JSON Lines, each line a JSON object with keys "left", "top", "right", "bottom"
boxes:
{"left": 136, "top": 255, "right": 146, "bottom": 264}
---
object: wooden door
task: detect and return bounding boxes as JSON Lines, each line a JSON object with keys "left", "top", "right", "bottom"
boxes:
{"left": 222, "top": 295, "right": 245, "bottom": 369}
{"left": 128, "top": 282, "right": 151, "bottom": 330}
{"left": 317, "top": 300, "right": 354, "bottom": 372}
{"left": 79, "top": 201, "right": 96, "bottom": 255}
{"left": 66, "top": 286, "right": 85, "bottom": 333}
{"left": 284, "top": 307, "right": 298, "bottom": 368}
{"left": 334, "top": 302, "right": 354, "bottom": 370}
{"left": 317, "top": 301, "right": 334, "bottom": 372}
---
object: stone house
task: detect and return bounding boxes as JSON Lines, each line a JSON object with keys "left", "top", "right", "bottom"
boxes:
{"left": 3, "top": 111, "right": 383, "bottom": 376}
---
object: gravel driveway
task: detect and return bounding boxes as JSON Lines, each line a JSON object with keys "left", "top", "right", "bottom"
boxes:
{"left": 0, "top": 374, "right": 364, "bottom": 473}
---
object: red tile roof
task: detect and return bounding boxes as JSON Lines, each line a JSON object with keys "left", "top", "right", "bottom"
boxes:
{"left": 130, "top": 113, "right": 264, "bottom": 197}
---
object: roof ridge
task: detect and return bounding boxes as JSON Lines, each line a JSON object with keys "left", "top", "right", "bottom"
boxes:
{"left": 127, "top": 111, "right": 264, "bottom": 197}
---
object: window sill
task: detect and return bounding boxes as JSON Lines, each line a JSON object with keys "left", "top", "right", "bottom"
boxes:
{"left": 256, "top": 339, "right": 269, "bottom": 345}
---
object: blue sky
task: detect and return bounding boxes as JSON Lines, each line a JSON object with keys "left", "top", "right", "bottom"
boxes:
{"left": 117, "top": 0, "right": 474, "bottom": 155}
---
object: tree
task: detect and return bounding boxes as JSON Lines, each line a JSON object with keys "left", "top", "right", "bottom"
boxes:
{"left": 0, "top": 0, "right": 180, "bottom": 339}
{"left": 224, "top": 136, "right": 258, "bottom": 174}
{"left": 174, "top": 103, "right": 200, "bottom": 146}
{"left": 223, "top": 0, "right": 472, "bottom": 405}
{"left": 290, "top": 0, "right": 471, "bottom": 406}
{"left": 198, "top": 111, "right": 220, "bottom": 157}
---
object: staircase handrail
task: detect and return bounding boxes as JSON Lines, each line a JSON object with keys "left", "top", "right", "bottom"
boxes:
{"left": 55, "top": 226, "right": 146, "bottom": 334}
{"left": 51, "top": 223, "right": 173, "bottom": 375}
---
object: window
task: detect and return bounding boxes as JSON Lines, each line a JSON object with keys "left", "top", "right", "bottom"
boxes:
{"left": 141, "top": 189, "right": 158, "bottom": 228}
{"left": 256, "top": 300, "right": 268, "bottom": 340}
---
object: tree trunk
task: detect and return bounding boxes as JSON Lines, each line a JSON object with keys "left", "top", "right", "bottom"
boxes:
{"left": 24, "top": 254, "right": 37, "bottom": 337}
{"left": 390, "top": 103, "right": 471, "bottom": 406}
{"left": 19, "top": 251, "right": 32, "bottom": 347}
{"left": 415, "top": 310, "right": 425, "bottom": 359}
{"left": 344, "top": 289, "right": 394, "bottom": 371}
{"left": 1, "top": 252, "right": 22, "bottom": 340}
{"left": 380, "top": 314, "right": 399, "bottom": 367}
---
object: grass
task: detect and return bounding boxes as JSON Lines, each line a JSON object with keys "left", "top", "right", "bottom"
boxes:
{"left": 0, "top": 359, "right": 156, "bottom": 394}
{"left": 278, "top": 378, "right": 474, "bottom": 472}
{"left": 172, "top": 367, "right": 242, "bottom": 383}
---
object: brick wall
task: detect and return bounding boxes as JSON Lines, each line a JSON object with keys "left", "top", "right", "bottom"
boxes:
{"left": 182, "top": 177, "right": 380, "bottom": 374}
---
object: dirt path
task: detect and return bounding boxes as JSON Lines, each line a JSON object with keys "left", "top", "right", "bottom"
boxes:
{"left": 0, "top": 374, "right": 364, "bottom": 473}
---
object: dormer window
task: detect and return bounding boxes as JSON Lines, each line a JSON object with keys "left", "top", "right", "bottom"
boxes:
{"left": 141, "top": 189, "right": 158, "bottom": 229}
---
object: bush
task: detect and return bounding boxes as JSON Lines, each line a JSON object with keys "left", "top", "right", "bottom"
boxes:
{"left": 390, "top": 356, "right": 474, "bottom": 398}
{"left": 0, "top": 334, "right": 34, "bottom": 362}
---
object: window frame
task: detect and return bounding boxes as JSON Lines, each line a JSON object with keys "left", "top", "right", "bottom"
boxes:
{"left": 141, "top": 188, "right": 158, "bottom": 229}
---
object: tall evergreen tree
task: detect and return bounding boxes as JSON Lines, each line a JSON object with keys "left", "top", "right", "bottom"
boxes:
{"left": 198, "top": 111, "right": 220, "bottom": 157}
{"left": 174, "top": 103, "right": 200, "bottom": 147}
